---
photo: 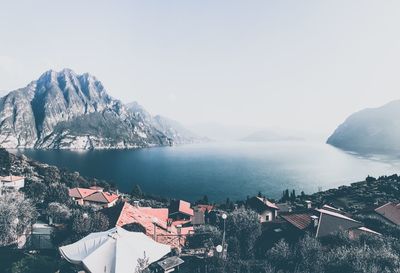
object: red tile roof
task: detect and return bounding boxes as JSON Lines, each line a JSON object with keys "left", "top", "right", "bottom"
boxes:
{"left": 113, "top": 202, "right": 189, "bottom": 248}
{"left": 281, "top": 213, "right": 313, "bottom": 230}
{"left": 69, "top": 187, "right": 119, "bottom": 204}
{"left": 375, "top": 202, "right": 400, "bottom": 225}
{"left": 69, "top": 188, "right": 97, "bottom": 199}
{"left": 179, "top": 200, "right": 194, "bottom": 216}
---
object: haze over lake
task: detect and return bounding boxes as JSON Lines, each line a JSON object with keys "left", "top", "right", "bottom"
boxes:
{"left": 15, "top": 141, "right": 400, "bottom": 202}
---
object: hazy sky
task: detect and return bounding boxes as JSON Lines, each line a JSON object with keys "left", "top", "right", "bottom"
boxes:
{"left": 1, "top": 0, "right": 400, "bottom": 138}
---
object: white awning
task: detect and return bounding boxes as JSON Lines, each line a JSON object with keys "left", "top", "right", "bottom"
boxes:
{"left": 59, "top": 227, "right": 171, "bottom": 273}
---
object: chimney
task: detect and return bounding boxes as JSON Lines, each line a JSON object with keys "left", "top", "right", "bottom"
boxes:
{"left": 310, "top": 215, "right": 319, "bottom": 228}
{"left": 305, "top": 200, "right": 312, "bottom": 209}
{"left": 133, "top": 200, "right": 140, "bottom": 207}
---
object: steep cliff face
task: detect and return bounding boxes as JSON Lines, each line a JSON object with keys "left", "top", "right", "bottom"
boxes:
{"left": 0, "top": 69, "right": 179, "bottom": 149}
{"left": 327, "top": 100, "right": 400, "bottom": 154}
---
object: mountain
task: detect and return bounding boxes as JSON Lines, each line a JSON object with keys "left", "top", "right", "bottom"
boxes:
{"left": 126, "top": 102, "right": 205, "bottom": 144}
{"left": 0, "top": 69, "right": 201, "bottom": 149}
{"left": 241, "top": 129, "right": 304, "bottom": 142}
{"left": 327, "top": 100, "right": 400, "bottom": 154}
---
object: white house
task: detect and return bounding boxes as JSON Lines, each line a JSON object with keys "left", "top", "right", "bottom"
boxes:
{"left": 248, "top": 196, "right": 279, "bottom": 222}
{"left": 0, "top": 175, "right": 25, "bottom": 195}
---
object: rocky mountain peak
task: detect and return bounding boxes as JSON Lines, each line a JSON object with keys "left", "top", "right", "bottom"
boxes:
{"left": 0, "top": 69, "right": 203, "bottom": 149}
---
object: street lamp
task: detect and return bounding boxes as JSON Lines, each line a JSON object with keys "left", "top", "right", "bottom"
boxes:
{"left": 221, "top": 213, "right": 227, "bottom": 256}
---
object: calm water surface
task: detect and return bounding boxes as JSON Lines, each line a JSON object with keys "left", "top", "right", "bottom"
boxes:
{"left": 15, "top": 141, "right": 400, "bottom": 202}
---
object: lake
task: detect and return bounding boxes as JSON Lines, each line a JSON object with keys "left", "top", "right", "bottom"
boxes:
{"left": 15, "top": 141, "right": 400, "bottom": 202}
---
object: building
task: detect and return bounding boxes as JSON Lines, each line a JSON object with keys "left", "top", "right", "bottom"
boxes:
{"left": 374, "top": 202, "right": 400, "bottom": 225}
{"left": 68, "top": 187, "right": 119, "bottom": 208}
{"left": 102, "top": 202, "right": 194, "bottom": 248}
{"left": 0, "top": 175, "right": 25, "bottom": 195}
{"left": 169, "top": 200, "right": 194, "bottom": 221}
{"left": 192, "top": 205, "right": 214, "bottom": 225}
{"left": 315, "top": 206, "right": 380, "bottom": 238}
{"left": 248, "top": 196, "right": 279, "bottom": 222}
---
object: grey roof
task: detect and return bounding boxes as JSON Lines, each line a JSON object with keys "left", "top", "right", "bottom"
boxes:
{"left": 375, "top": 202, "right": 400, "bottom": 225}
{"left": 157, "top": 256, "right": 184, "bottom": 271}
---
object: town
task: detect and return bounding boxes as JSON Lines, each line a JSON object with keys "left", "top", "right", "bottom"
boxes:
{"left": 1, "top": 149, "right": 400, "bottom": 273}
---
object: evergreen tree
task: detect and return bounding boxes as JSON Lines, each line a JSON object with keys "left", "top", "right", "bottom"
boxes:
{"left": 131, "top": 184, "right": 143, "bottom": 198}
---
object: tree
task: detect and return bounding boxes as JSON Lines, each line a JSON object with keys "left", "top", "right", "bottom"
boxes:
{"left": 91, "top": 212, "right": 109, "bottom": 232}
{"left": 366, "top": 175, "right": 377, "bottom": 183}
{"left": 131, "top": 184, "right": 143, "bottom": 198}
{"left": 0, "top": 193, "right": 38, "bottom": 246}
{"left": 225, "top": 208, "right": 262, "bottom": 259}
{"left": 23, "top": 180, "right": 47, "bottom": 204}
{"left": 70, "top": 210, "right": 109, "bottom": 238}
{"left": 187, "top": 225, "right": 222, "bottom": 249}
{"left": 10, "top": 255, "right": 59, "bottom": 273}
{"left": 45, "top": 183, "right": 70, "bottom": 204}
{"left": 290, "top": 189, "right": 296, "bottom": 201}
{"left": 46, "top": 202, "right": 71, "bottom": 224}
{"left": 70, "top": 210, "right": 92, "bottom": 238}
{"left": 202, "top": 195, "right": 209, "bottom": 205}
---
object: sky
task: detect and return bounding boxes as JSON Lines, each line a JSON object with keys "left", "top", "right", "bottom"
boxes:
{"left": 1, "top": 0, "right": 400, "bottom": 139}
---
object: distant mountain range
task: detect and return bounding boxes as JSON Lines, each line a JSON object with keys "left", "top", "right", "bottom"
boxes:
{"left": 327, "top": 100, "right": 400, "bottom": 154}
{"left": 241, "top": 129, "right": 304, "bottom": 142}
{"left": 0, "top": 69, "right": 203, "bottom": 149}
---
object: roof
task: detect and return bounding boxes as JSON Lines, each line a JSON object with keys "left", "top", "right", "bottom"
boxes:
{"left": 281, "top": 213, "right": 314, "bottom": 230}
{"left": 1, "top": 176, "right": 24, "bottom": 182}
{"left": 356, "top": 226, "right": 381, "bottom": 236}
{"left": 248, "top": 197, "right": 279, "bottom": 213}
{"left": 276, "top": 203, "right": 292, "bottom": 213}
{"left": 256, "top": 197, "right": 279, "bottom": 210}
{"left": 89, "top": 186, "right": 104, "bottom": 191}
{"left": 316, "top": 208, "right": 361, "bottom": 223}
{"left": 157, "top": 256, "right": 184, "bottom": 270}
{"left": 103, "top": 202, "right": 188, "bottom": 248}
{"left": 84, "top": 191, "right": 119, "bottom": 204}
{"left": 59, "top": 227, "right": 171, "bottom": 273}
{"left": 68, "top": 188, "right": 98, "bottom": 199}
{"left": 140, "top": 207, "right": 169, "bottom": 222}
{"left": 170, "top": 200, "right": 194, "bottom": 216}
{"left": 69, "top": 187, "right": 119, "bottom": 204}
{"left": 375, "top": 202, "right": 400, "bottom": 225}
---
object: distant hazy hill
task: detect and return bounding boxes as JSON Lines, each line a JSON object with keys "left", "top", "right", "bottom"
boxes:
{"left": 327, "top": 100, "right": 400, "bottom": 154}
{"left": 127, "top": 102, "right": 206, "bottom": 144}
{"left": 241, "top": 129, "right": 304, "bottom": 142}
{"left": 0, "top": 69, "right": 202, "bottom": 149}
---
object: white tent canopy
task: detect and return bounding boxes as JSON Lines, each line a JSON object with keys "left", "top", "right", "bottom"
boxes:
{"left": 59, "top": 227, "right": 171, "bottom": 273}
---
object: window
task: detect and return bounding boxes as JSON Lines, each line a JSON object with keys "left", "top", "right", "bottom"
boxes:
{"left": 266, "top": 215, "right": 270, "bottom": 221}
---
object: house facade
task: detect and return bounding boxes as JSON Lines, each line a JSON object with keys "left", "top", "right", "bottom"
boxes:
{"left": 0, "top": 175, "right": 25, "bottom": 195}
{"left": 248, "top": 196, "right": 279, "bottom": 222}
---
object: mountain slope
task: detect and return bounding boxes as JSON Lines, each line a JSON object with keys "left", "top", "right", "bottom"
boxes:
{"left": 0, "top": 69, "right": 198, "bottom": 149}
{"left": 327, "top": 100, "right": 400, "bottom": 154}
{"left": 126, "top": 102, "right": 204, "bottom": 144}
